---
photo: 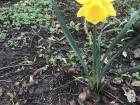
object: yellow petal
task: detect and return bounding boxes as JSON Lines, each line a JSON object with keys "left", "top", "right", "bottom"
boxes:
{"left": 102, "top": 0, "right": 116, "bottom": 16}
{"left": 108, "top": 0, "right": 114, "bottom": 2}
{"left": 76, "top": 0, "right": 116, "bottom": 24}
{"left": 76, "top": 0, "right": 90, "bottom": 4}
{"left": 77, "top": 6, "right": 85, "bottom": 17}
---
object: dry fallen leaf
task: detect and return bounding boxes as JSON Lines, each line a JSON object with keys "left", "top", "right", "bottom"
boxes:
{"left": 22, "top": 81, "right": 27, "bottom": 88}
{"left": 131, "top": 81, "right": 140, "bottom": 87}
{"left": 134, "top": 48, "right": 140, "bottom": 58}
{"left": 67, "top": 67, "right": 78, "bottom": 74}
{"left": 29, "top": 75, "right": 34, "bottom": 85}
{"left": 113, "top": 77, "right": 123, "bottom": 85}
{"left": 102, "top": 96, "right": 109, "bottom": 104}
{"left": 18, "top": 88, "right": 24, "bottom": 95}
{"left": 78, "top": 87, "right": 90, "bottom": 102}
{"left": 0, "top": 87, "right": 3, "bottom": 96}
{"left": 55, "top": 24, "right": 61, "bottom": 33}
{"left": 109, "top": 101, "right": 116, "bottom": 105}
{"left": 15, "top": 102, "right": 20, "bottom": 105}
{"left": 122, "top": 87, "right": 136, "bottom": 103}
{"left": 69, "top": 99, "right": 76, "bottom": 105}
{"left": 136, "top": 95, "right": 140, "bottom": 102}
{"left": 101, "top": 53, "right": 108, "bottom": 64}
{"left": 86, "top": 101, "right": 95, "bottom": 105}
{"left": 79, "top": 91, "right": 87, "bottom": 102}
{"left": 122, "top": 51, "right": 127, "bottom": 58}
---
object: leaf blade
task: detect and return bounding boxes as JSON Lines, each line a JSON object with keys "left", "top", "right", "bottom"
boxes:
{"left": 52, "top": 0, "right": 88, "bottom": 75}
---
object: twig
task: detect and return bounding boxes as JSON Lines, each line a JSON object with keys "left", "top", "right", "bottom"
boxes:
{"left": 0, "top": 80, "right": 12, "bottom": 82}
{"left": 51, "top": 80, "right": 75, "bottom": 91}
{"left": 104, "top": 90, "right": 126, "bottom": 105}
{"left": 32, "top": 67, "right": 45, "bottom": 76}
{"left": 76, "top": 79, "right": 88, "bottom": 86}
{"left": 59, "top": 92, "right": 79, "bottom": 96}
{"left": 0, "top": 64, "right": 32, "bottom": 71}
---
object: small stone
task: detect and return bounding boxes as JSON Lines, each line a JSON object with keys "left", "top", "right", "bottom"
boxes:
{"left": 134, "top": 48, "right": 140, "bottom": 58}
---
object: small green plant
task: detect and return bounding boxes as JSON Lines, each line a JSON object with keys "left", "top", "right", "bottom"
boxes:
{"left": 52, "top": 0, "right": 140, "bottom": 92}
{"left": 7, "top": 92, "right": 16, "bottom": 105}
{"left": 0, "top": 32, "right": 6, "bottom": 42}
{"left": 8, "top": 0, "right": 52, "bottom": 28}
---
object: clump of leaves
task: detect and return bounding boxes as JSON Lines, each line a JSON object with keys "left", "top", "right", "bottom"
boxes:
{"left": 8, "top": 0, "right": 52, "bottom": 28}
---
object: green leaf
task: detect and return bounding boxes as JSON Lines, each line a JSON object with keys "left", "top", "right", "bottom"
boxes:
{"left": 52, "top": 0, "right": 88, "bottom": 75}
{"left": 118, "top": 65, "right": 140, "bottom": 75}
{"left": 100, "top": 35, "right": 140, "bottom": 83}
{"left": 102, "top": 9, "right": 140, "bottom": 63}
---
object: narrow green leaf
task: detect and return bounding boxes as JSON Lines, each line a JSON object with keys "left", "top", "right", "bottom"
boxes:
{"left": 52, "top": 0, "right": 88, "bottom": 75}
{"left": 118, "top": 65, "right": 140, "bottom": 75}
{"left": 100, "top": 35, "right": 140, "bottom": 81}
{"left": 102, "top": 9, "right": 140, "bottom": 62}
{"left": 96, "top": 33, "right": 101, "bottom": 89}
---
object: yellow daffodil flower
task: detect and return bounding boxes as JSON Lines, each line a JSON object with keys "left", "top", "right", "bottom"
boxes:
{"left": 76, "top": 0, "right": 116, "bottom": 24}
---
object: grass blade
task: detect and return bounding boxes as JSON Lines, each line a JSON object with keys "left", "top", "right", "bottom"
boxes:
{"left": 52, "top": 0, "right": 88, "bottom": 75}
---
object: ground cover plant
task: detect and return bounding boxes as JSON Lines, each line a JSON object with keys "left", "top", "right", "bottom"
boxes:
{"left": 0, "top": 0, "right": 140, "bottom": 105}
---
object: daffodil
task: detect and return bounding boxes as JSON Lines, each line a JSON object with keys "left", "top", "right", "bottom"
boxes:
{"left": 76, "top": 0, "right": 116, "bottom": 24}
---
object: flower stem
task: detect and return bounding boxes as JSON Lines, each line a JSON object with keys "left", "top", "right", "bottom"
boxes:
{"left": 90, "top": 25, "right": 98, "bottom": 90}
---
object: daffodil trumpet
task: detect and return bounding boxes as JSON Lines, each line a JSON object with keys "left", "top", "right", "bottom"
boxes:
{"left": 76, "top": 0, "right": 116, "bottom": 24}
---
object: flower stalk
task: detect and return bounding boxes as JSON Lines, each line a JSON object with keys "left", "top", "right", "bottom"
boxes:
{"left": 53, "top": 0, "right": 140, "bottom": 92}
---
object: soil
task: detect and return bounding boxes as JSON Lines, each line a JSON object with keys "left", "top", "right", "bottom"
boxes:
{"left": 0, "top": 0, "right": 140, "bottom": 105}
{"left": 0, "top": 0, "right": 21, "bottom": 8}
